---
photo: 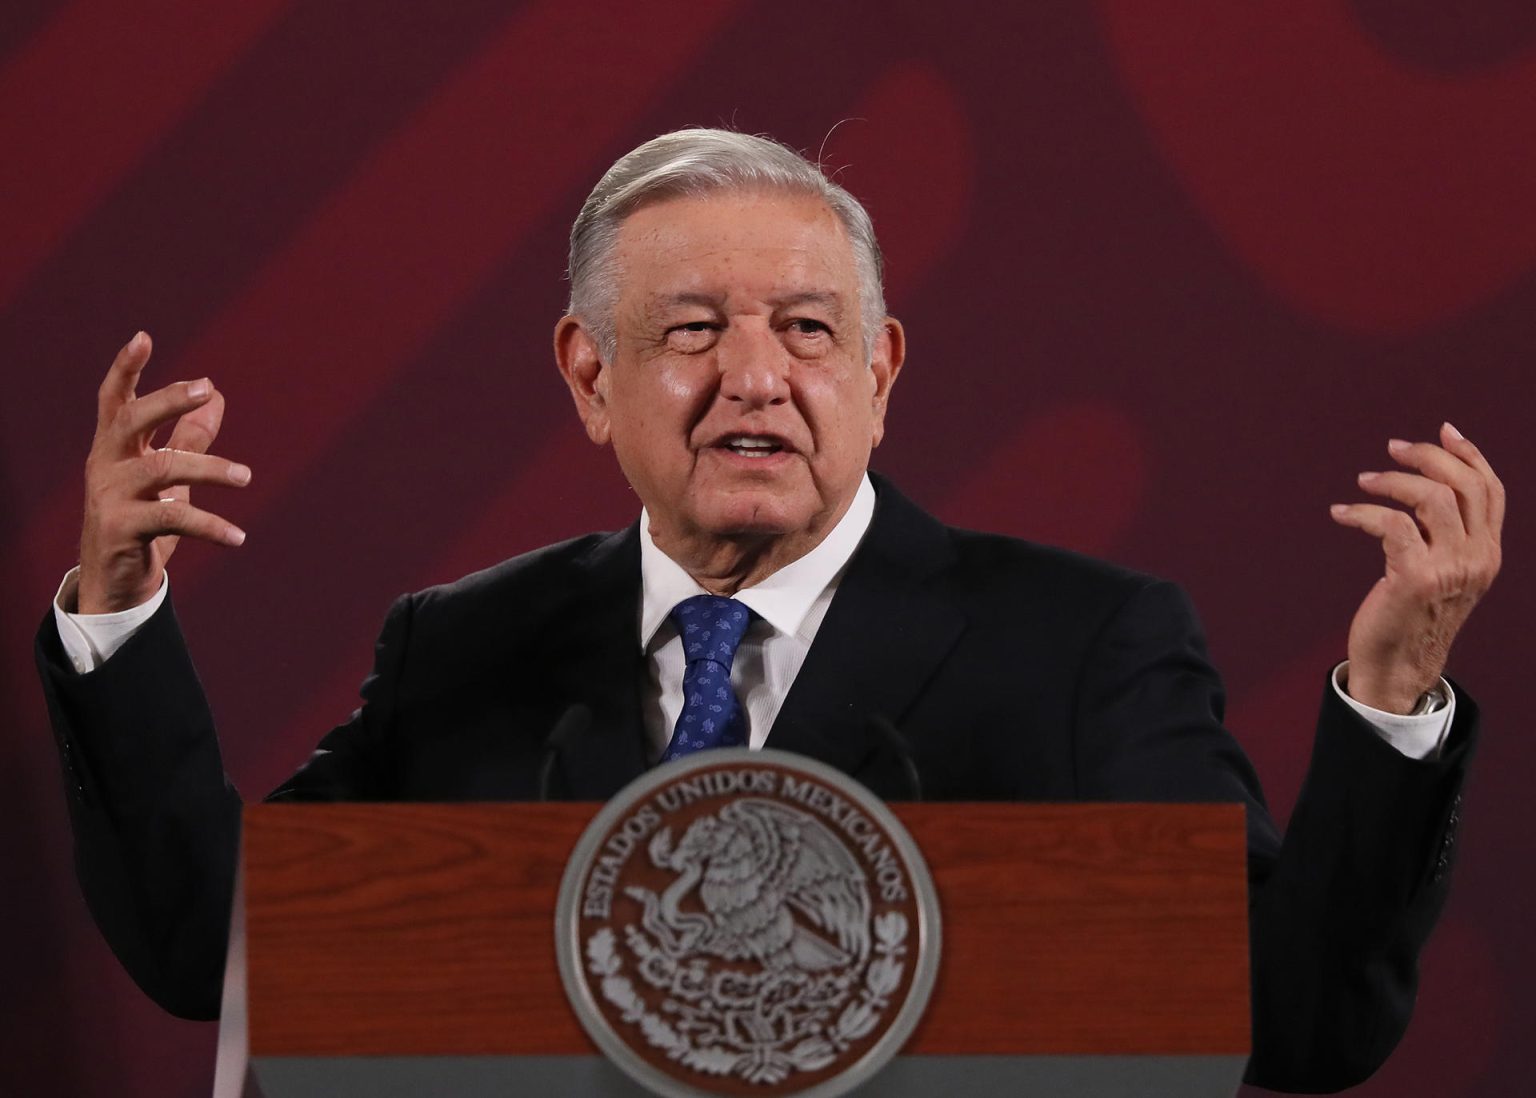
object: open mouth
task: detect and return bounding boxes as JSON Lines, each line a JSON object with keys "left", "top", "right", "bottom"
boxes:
{"left": 719, "top": 434, "right": 786, "bottom": 459}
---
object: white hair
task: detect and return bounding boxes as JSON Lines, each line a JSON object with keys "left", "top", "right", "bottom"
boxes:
{"left": 567, "top": 128, "right": 886, "bottom": 362}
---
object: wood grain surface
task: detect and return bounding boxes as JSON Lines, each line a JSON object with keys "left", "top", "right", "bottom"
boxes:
{"left": 242, "top": 802, "right": 1249, "bottom": 1057}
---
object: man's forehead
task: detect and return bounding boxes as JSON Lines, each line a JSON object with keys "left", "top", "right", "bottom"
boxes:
{"left": 639, "top": 288, "right": 851, "bottom": 315}
{"left": 618, "top": 190, "right": 852, "bottom": 259}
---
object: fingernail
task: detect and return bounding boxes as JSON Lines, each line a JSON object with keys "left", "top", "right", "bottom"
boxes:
{"left": 1357, "top": 471, "right": 1379, "bottom": 483}
{"left": 229, "top": 463, "right": 252, "bottom": 485}
{"left": 227, "top": 526, "right": 246, "bottom": 546}
{"left": 1330, "top": 504, "right": 1349, "bottom": 517}
{"left": 188, "top": 378, "right": 211, "bottom": 399}
{"left": 1443, "top": 421, "right": 1464, "bottom": 441}
{"left": 1387, "top": 438, "right": 1410, "bottom": 453}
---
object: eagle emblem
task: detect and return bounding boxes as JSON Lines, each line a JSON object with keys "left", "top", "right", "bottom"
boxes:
{"left": 626, "top": 799, "right": 871, "bottom": 974}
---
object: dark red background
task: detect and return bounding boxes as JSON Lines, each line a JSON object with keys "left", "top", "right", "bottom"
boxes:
{"left": 3, "top": 2, "right": 1530, "bottom": 1094}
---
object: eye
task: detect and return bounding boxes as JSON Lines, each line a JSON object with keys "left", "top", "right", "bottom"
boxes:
{"left": 665, "top": 321, "right": 719, "bottom": 352}
{"left": 782, "top": 318, "right": 834, "bottom": 357}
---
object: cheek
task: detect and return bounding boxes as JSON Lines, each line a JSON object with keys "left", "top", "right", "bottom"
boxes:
{"left": 656, "top": 365, "right": 704, "bottom": 404}
{"left": 608, "top": 363, "right": 717, "bottom": 461}
{"left": 802, "top": 371, "right": 877, "bottom": 440}
{"left": 627, "top": 358, "right": 716, "bottom": 412}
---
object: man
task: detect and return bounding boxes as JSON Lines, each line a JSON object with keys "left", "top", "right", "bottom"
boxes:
{"left": 38, "top": 130, "right": 1503, "bottom": 1092}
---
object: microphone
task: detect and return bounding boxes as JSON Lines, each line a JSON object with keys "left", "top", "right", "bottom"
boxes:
{"left": 537, "top": 704, "right": 593, "bottom": 802}
{"left": 866, "top": 714, "right": 923, "bottom": 802}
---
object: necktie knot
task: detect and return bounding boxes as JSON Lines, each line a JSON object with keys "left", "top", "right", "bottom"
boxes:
{"left": 669, "top": 594, "right": 752, "bottom": 672}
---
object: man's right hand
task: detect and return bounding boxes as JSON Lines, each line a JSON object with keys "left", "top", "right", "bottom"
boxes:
{"left": 77, "top": 332, "right": 250, "bottom": 615}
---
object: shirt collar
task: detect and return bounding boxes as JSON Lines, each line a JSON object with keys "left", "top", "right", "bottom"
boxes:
{"left": 638, "top": 474, "right": 876, "bottom": 649}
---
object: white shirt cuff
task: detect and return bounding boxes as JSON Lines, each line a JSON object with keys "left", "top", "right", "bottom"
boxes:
{"left": 1331, "top": 661, "right": 1454, "bottom": 761}
{"left": 53, "top": 566, "right": 168, "bottom": 674}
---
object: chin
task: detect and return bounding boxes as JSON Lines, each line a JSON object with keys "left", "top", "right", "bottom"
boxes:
{"left": 691, "top": 492, "right": 816, "bottom": 539}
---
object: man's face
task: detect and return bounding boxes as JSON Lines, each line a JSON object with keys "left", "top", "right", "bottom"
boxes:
{"left": 558, "top": 190, "right": 902, "bottom": 561}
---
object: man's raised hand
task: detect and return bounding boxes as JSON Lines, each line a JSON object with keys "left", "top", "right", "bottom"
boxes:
{"left": 1331, "top": 422, "right": 1504, "bottom": 715}
{"left": 77, "top": 332, "right": 250, "bottom": 615}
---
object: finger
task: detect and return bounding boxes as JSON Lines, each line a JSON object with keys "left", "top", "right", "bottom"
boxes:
{"left": 100, "top": 377, "right": 215, "bottom": 453}
{"left": 96, "top": 331, "right": 153, "bottom": 419}
{"left": 1385, "top": 436, "right": 1490, "bottom": 535}
{"left": 123, "top": 496, "right": 246, "bottom": 546}
{"left": 124, "top": 448, "right": 251, "bottom": 495}
{"left": 164, "top": 387, "right": 226, "bottom": 456}
{"left": 1354, "top": 470, "right": 1466, "bottom": 544}
{"left": 1440, "top": 422, "right": 1506, "bottom": 537}
{"left": 1330, "top": 502, "right": 1429, "bottom": 565}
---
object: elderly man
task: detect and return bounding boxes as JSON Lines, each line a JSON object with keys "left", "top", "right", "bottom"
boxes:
{"left": 39, "top": 130, "right": 1502, "bottom": 1092}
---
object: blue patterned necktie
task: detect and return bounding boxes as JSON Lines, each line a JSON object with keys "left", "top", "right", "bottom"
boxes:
{"left": 660, "top": 595, "right": 753, "bottom": 762}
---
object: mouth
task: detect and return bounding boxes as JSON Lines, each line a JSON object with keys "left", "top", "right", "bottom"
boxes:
{"left": 713, "top": 433, "right": 791, "bottom": 459}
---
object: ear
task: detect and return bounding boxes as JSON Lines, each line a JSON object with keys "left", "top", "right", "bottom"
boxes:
{"left": 867, "top": 317, "right": 905, "bottom": 448}
{"left": 554, "top": 315, "right": 612, "bottom": 445}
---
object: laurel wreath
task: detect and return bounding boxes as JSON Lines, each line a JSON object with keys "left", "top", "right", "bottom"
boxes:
{"left": 585, "top": 911, "right": 909, "bottom": 1084}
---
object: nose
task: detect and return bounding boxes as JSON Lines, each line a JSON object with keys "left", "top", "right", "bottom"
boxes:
{"left": 716, "top": 324, "right": 789, "bottom": 407}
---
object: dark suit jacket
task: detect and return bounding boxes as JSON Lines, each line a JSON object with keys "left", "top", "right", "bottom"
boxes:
{"left": 36, "top": 474, "right": 1474, "bottom": 1093}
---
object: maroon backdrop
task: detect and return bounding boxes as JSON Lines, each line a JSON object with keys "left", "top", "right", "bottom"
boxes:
{"left": 3, "top": 2, "right": 1530, "bottom": 1095}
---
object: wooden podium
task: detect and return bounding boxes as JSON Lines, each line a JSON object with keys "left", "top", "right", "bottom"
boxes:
{"left": 214, "top": 802, "right": 1251, "bottom": 1097}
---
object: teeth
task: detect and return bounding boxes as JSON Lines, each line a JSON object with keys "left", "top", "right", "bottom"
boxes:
{"left": 724, "top": 436, "right": 781, "bottom": 457}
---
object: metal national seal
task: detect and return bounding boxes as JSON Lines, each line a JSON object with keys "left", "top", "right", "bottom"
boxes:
{"left": 555, "top": 748, "right": 942, "bottom": 1097}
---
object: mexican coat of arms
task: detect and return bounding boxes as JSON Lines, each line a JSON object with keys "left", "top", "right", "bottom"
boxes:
{"left": 555, "top": 749, "right": 941, "bottom": 1098}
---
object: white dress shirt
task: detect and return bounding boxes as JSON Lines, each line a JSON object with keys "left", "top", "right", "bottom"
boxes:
{"left": 53, "top": 471, "right": 1452, "bottom": 761}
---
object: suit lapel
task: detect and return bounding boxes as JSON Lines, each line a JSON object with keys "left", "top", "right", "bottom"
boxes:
{"left": 543, "top": 525, "right": 650, "bottom": 799}
{"left": 767, "top": 477, "right": 965, "bottom": 781}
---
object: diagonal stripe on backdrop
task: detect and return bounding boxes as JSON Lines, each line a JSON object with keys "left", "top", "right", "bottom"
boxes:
{"left": 1, "top": 0, "right": 544, "bottom": 559}
{"left": 0, "top": 0, "right": 293, "bottom": 309}
{"left": 17, "top": 0, "right": 743, "bottom": 597}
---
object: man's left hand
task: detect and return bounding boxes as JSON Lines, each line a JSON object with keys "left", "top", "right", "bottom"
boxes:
{"left": 1331, "top": 422, "right": 1504, "bottom": 715}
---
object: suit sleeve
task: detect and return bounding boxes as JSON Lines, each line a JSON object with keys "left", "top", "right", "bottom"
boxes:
{"left": 34, "top": 590, "right": 417, "bottom": 1019}
{"left": 35, "top": 596, "right": 240, "bottom": 1020}
{"left": 1070, "top": 580, "right": 1476, "bottom": 1093}
{"left": 1246, "top": 681, "right": 1474, "bottom": 1093}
